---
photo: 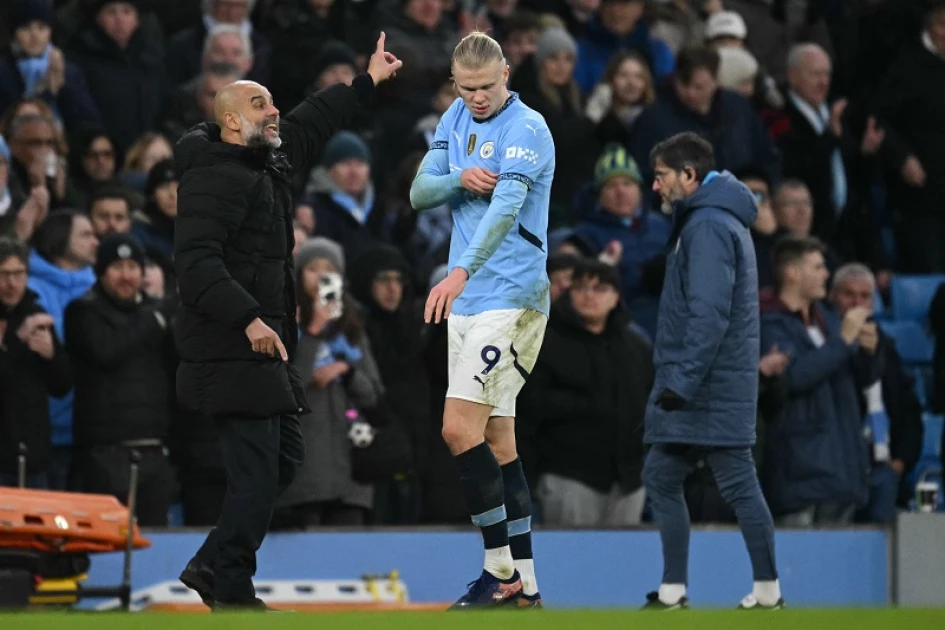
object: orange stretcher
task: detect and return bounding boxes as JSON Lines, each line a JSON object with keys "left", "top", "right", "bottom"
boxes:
{"left": 0, "top": 449, "right": 150, "bottom": 609}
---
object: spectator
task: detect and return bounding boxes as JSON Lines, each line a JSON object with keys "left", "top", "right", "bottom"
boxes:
{"left": 716, "top": 46, "right": 759, "bottom": 101}
{"left": 873, "top": 0, "right": 945, "bottom": 272}
{"left": 0, "top": 0, "right": 101, "bottom": 134}
{"left": 829, "top": 263, "right": 923, "bottom": 524}
{"left": 6, "top": 113, "right": 76, "bottom": 209}
{"left": 647, "top": 0, "right": 715, "bottom": 54}
{"left": 166, "top": 0, "right": 271, "bottom": 87}
{"left": 66, "top": 126, "right": 119, "bottom": 211}
{"left": 306, "top": 131, "right": 394, "bottom": 263}
{"left": 736, "top": 169, "right": 778, "bottom": 290}
{"left": 262, "top": 0, "right": 348, "bottom": 110}
{"left": 571, "top": 144, "right": 671, "bottom": 338}
{"left": 309, "top": 42, "right": 359, "bottom": 94}
{"left": 160, "top": 62, "right": 242, "bottom": 143}
{"left": 518, "top": 260, "right": 652, "bottom": 526}
{"left": 513, "top": 28, "right": 600, "bottom": 226}
{"left": 771, "top": 179, "right": 842, "bottom": 273}
{"left": 349, "top": 245, "right": 431, "bottom": 524}
{"left": 273, "top": 238, "right": 381, "bottom": 527}
{"left": 119, "top": 131, "right": 173, "bottom": 194}
{"left": 0, "top": 236, "right": 72, "bottom": 488}
{"left": 574, "top": 0, "right": 675, "bottom": 94}
{"left": 500, "top": 11, "right": 540, "bottom": 72}
{"left": 585, "top": 50, "right": 656, "bottom": 149}
{"left": 547, "top": 252, "right": 581, "bottom": 303}
{"left": 379, "top": 0, "right": 457, "bottom": 79}
{"left": 628, "top": 47, "right": 782, "bottom": 188}
{"left": 64, "top": 233, "right": 177, "bottom": 526}
{"left": 26, "top": 209, "right": 97, "bottom": 489}
{"left": 760, "top": 236, "right": 876, "bottom": 525}
{"left": 132, "top": 158, "right": 178, "bottom": 269}
{"left": 0, "top": 134, "right": 48, "bottom": 242}
{"left": 200, "top": 25, "right": 255, "bottom": 80}
{"left": 518, "top": 0, "right": 597, "bottom": 38}
{"left": 68, "top": 0, "right": 166, "bottom": 154}
{"left": 703, "top": 9, "right": 782, "bottom": 111}
{"left": 87, "top": 186, "right": 132, "bottom": 238}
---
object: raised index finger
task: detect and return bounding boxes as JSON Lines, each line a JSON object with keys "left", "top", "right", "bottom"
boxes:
{"left": 376, "top": 31, "right": 386, "bottom": 53}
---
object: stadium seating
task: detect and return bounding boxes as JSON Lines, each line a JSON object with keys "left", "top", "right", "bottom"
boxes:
{"left": 879, "top": 320, "right": 935, "bottom": 364}
{"left": 922, "top": 413, "right": 943, "bottom": 459}
{"left": 889, "top": 274, "right": 945, "bottom": 322}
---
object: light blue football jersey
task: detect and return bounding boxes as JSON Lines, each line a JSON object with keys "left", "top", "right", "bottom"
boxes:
{"left": 430, "top": 93, "right": 555, "bottom": 317}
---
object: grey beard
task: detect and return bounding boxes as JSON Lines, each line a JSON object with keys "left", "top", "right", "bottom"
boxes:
{"left": 245, "top": 127, "right": 281, "bottom": 150}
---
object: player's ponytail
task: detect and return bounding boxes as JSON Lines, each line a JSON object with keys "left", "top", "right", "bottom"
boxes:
{"left": 452, "top": 31, "right": 505, "bottom": 70}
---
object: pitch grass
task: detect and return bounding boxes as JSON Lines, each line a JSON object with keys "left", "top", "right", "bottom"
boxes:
{"left": 2, "top": 609, "right": 945, "bottom": 630}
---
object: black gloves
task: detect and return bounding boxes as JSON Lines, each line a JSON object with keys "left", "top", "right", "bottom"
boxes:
{"left": 656, "top": 388, "right": 686, "bottom": 411}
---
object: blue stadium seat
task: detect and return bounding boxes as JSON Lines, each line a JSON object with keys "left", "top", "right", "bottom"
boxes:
{"left": 923, "top": 413, "right": 944, "bottom": 459}
{"left": 880, "top": 320, "right": 935, "bottom": 364}
{"left": 889, "top": 274, "right": 945, "bottom": 322}
{"left": 910, "top": 367, "right": 929, "bottom": 408}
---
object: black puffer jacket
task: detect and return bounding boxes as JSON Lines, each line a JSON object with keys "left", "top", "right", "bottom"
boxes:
{"left": 173, "top": 75, "right": 375, "bottom": 419}
{"left": 0, "top": 290, "right": 72, "bottom": 474}
{"left": 64, "top": 285, "right": 175, "bottom": 447}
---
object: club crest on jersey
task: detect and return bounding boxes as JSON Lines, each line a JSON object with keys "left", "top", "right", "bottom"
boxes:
{"left": 467, "top": 134, "right": 477, "bottom": 156}
{"left": 479, "top": 141, "right": 495, "bottom": 159}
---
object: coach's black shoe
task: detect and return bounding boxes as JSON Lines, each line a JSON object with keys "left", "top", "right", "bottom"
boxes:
{"left": 737, "top": 594, "right": 785, "bottom": 610}
{"left": 179, "top": 558, "right": 215, "bottom": 607}
{"left": 641, "top": 591, "right": 689, "bottom": 610}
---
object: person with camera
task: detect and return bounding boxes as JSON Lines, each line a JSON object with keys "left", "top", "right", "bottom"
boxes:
{"left": 0, "top": 236, "right": 72, "bottom": 488}
{"left": 63, "top": 233, "right": 177, "bottom": 524}
{"left": 271, "top": 237, "right": 385, "bottom": 529}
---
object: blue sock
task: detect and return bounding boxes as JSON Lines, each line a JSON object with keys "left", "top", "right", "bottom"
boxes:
{"left": 455, "top": 442, "right": 508, "bottom": 551}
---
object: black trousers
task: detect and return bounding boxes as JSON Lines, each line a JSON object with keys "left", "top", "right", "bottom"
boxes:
{"left": 77, "top": 444, "right": 176, "bottom": 527}
{"left": 190, "top": 414, "right": 304, "bottom": 602}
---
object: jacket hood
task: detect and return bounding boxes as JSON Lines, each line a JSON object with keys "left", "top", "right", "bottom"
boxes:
{"left": 348, "top": 245, "right": 412, "bottom": 309}
{"left": 28, "top": 250, "right": 95, "bottom": 292}
{"left": 174, "top": 122, "right": 270, "bottom": 174}
{"left": 676, "top": 171, "right": 757, "bottom": 228}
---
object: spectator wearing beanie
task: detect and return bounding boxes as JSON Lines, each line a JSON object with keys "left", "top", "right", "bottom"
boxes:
{"left": 717, "top": 46, "right": 759, "bottom": 101}
{"left": 0, "top": 0, "right": 102, "bottom": 134}
{"left": 703, "top": 10, "right": 783, "bottom": 112}
{"left": 64, "top": 232, "right": 177, "bottom": 525}
{"left": 132, "top": 158, "right": 178, "bottom": 265}
{"left": 512, "top": 27, "right": 600, "bottom": 228}
{"left": 67, "top": 0, "right": 166, "bottom": 154}
{"left": 305, "top": 132, "right": 393, "bottom": 264}
{"left": 571, "top": 144, "right": 671, "bottom": 339}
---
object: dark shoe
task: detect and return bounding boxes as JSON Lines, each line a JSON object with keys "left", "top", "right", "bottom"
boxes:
{"left": 212, "top": 597, "right": 282, "bottom": 612}
{"left": 737, "top": 594, "right": 785, "bottom": 610}
{"left": 448, "top": 569, "right": 523, "bottom": 610}
{"left": 641, "top": 590, "right": 689, "bottom": 610}
{"left": 179, "top": 558, "right": 214, "bottom": 607}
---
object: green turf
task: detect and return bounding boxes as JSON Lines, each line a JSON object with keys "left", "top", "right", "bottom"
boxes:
{"left": 3, "top": 610, "right": 945, "bottom": 630}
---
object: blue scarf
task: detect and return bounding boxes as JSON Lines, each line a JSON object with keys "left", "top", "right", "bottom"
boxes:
{"left": 331, "top": 183, "right": 375, "bottom": 226}
{"left": 16, "top": 44, "right": 51, "bottom": 98}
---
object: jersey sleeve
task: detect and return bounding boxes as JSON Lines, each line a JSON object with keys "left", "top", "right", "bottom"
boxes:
{"left": 497, "top": 118, "right": 554, "bottom": 190}
{"left": 409, "top": 101, "right": 463, "bottom": 211}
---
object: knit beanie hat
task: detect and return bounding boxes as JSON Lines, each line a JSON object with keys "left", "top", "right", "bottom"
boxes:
{"left": 322, "top": 131, "right": 371, "bottom": 169}
{"left": 716, "top": 47, "right": 759, "bottom": 91}
{"left": 536, "top": 28, "right": 577, "bottom": 64}
{"left": 594, "top": 143, "right": 642, "bottom": 189}
{"left": 11, "top": 0, "right": 55, "bottom": 31}
{"left": 95, "top": 233, "right": 146, "bottom": 276}
{"left": 705, "top": 11, "right": 747, "bottom": 41}
{"left": 294, "top": 236, "right": 345, "bottom": 276}
{"left": 146, "top": 158, "right": 179, "bottom": 197}
{"left": 313, "top": 42, "right": 359, "bottom": 80}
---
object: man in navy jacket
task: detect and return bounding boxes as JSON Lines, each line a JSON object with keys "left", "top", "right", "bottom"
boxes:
{"left": 641, "top": 132, "right": 782, "bottom": 611}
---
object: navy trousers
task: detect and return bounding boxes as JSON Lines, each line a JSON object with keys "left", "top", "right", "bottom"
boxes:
{"left": 643, "top": 444, "right": 778, "bottom": 585}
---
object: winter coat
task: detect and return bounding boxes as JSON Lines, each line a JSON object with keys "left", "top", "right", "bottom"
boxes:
{"left": 575, "top": 16, "right": 675, "bottom": 94}
{"left": 64, "top": 285, "right": 175, "bottom": 447}
{"left": 68, "top": 24, "right": 166, "bottom": 153}
{"left": 26, "top": 250, "right": 95, "bottom": 447}
{"left": 759, "top": 297, "right": 877, "bottom": 515}
{"left": 173, "top": 75, "right": 376, "bottom": 420}
{"left": 0, "top": 53, "right": 101, "bottom": 133}
{"left": 643, "top": 171, "right": 761, "bottom": 447}
{"left": 628, "top": 86, "right": 782, "bottom": 190}
{"left": 0, "top": 290, "right": 72, "bottom": 475}
{"left": 518, "top": 297, "right": 653, "bottom": 493}
{"left": 277, "top": 332, "right": 381, "bottom": 510}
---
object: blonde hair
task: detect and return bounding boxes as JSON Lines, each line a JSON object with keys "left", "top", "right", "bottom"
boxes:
{"left": 452, "top": 31, "right": 505, "bottom": 70}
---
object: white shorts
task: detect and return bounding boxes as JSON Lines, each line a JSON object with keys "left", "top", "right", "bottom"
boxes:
{"left": 447, "top": 308, "right": 547, "bottom": 418}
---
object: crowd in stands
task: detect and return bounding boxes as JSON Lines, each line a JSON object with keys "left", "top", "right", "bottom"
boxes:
{"left": 0, "top": 0, "right": 944, "bottom": 529}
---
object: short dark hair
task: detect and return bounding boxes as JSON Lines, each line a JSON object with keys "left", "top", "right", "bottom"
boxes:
{"left": 88, "top": 187, "right": 131, "bottom": 213}
{"left": 502, "top": 11, "right": 541, "bottom": 38}
{"left": 547, "top": 252, "right": 582, "bottom": 275}
{"left": 675, "top": 47, "right": 720, "bottom": 84}
{"left": 650, "top": 131, "right": 715, "bottom": 182}
{"left": 772, "top": 235, "right": 826, "bottom": 287}
{"left": 33, "top": 209, "right": 82, "bottom": 263}
{"left": 572, "top": 258, "right": 621, "bottom": 291}
{"left": 0, "top": 236, "right": 29, "bottom": 267}
{"left": 733, "top": 167, "right": 770, "bottom": 189}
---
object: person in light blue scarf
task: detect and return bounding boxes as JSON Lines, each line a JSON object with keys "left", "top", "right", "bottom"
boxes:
{"left": 0, "top": 0, "right": 102, "bottom": 133}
